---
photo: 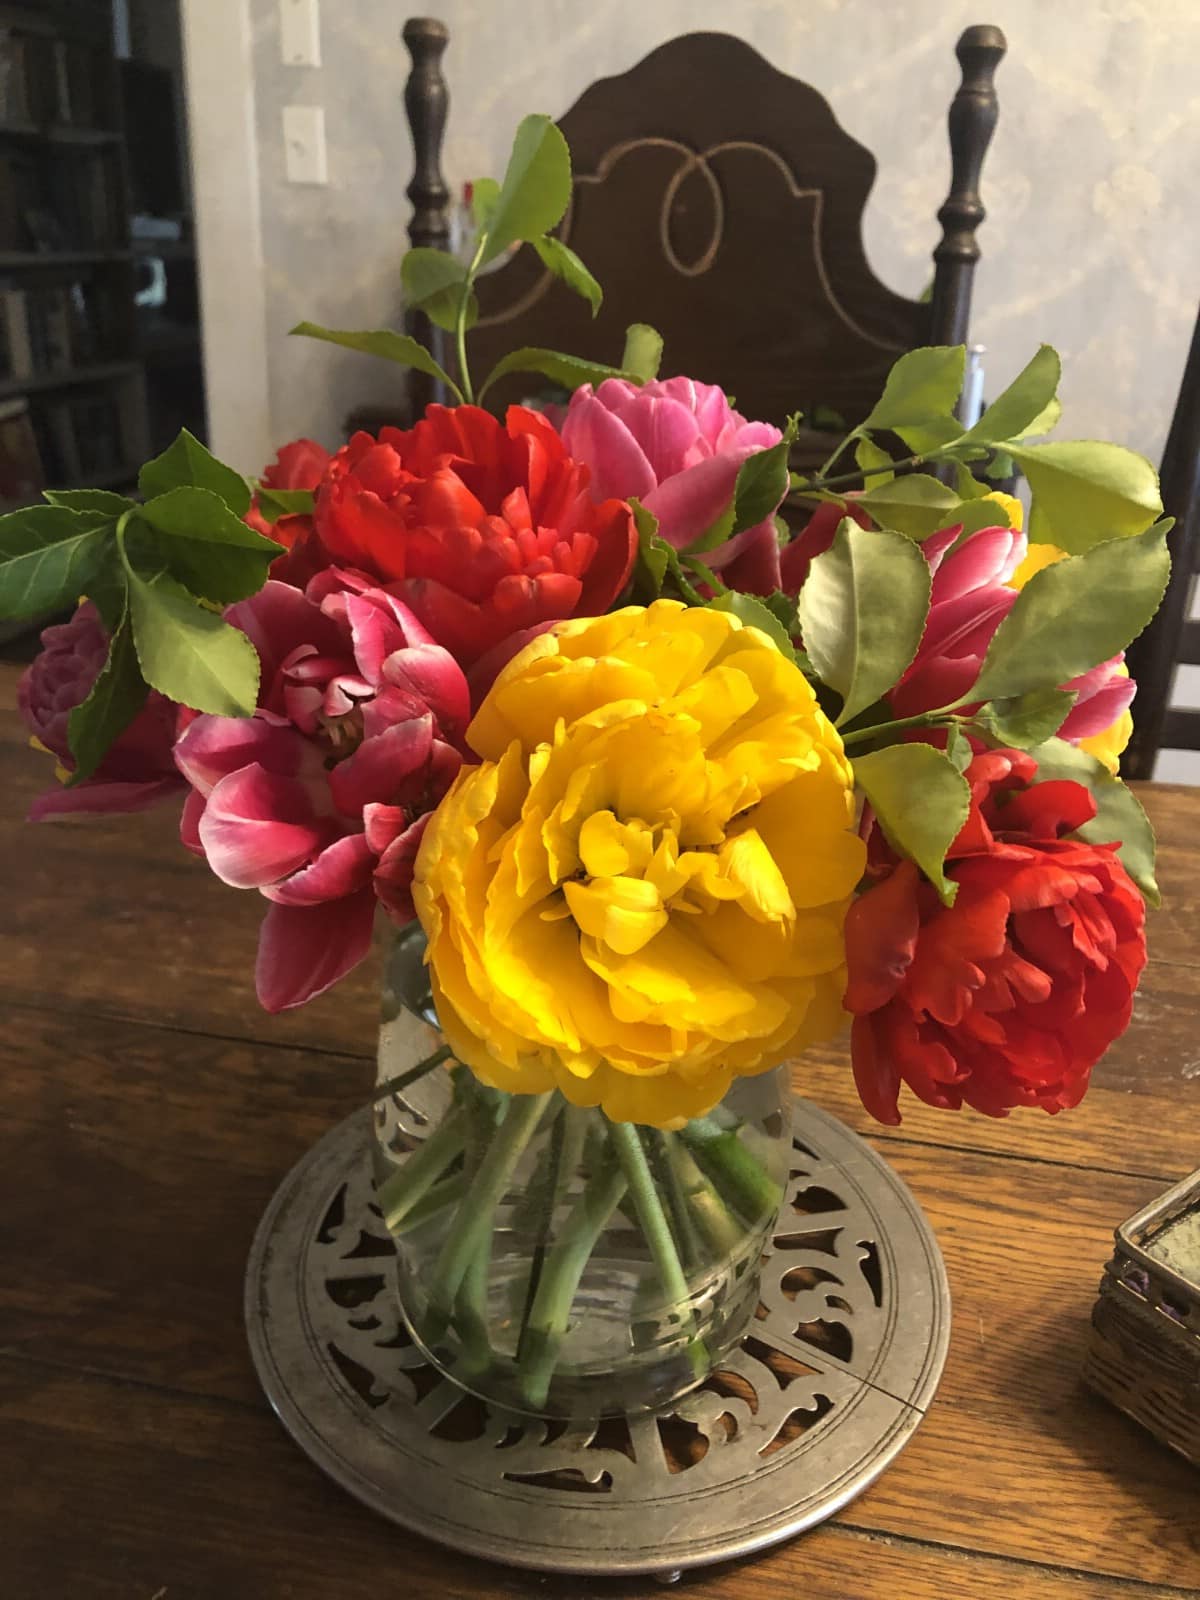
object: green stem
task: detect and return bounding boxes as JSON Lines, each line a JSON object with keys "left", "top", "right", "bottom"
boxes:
{"left": 387, "top": 1171, "right": 467, "bottom": 1235}
{"left": 372, "top": 1043, "right": 452, "bottom": 1105}
{"left": 453, "top": 1241, "right": 494, "bottom": 1376}
{"left": 376, "top": 1105, "right": 468, "bottom": 1231}
{"left": 609, "top": 1121, "right": 707, "bottom": 1380}
{"left": 649, "top": 1130, "right": 704, "bottom": 1272}
{"left": 791, "top": 450, "right": 928, "bottom": 498}
{"left": 517, "top": 1158, "right": 629, "bottom": 1411}
{"left": 678, "top": 1118, "right": 782, "bottom": 1224}
{"left": 816, "top": 425, "right": 862, "bottom": 480}
{"left": 428, "top": 1091, "right": 552, "bottom": 1316}
{"left": 840, "top": 709, "right": 965, "bottom": 749}
{"left": 453, "top": 234, "right": 488, "bottom": 405}
{"left": 681, "top": 555, "right": 730, "bottom": 597}
{"left": 663, "top": 1134, "right": 743, "bottom": 1256}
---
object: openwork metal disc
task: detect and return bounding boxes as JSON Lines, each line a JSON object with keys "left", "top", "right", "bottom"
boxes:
{"left": 246, "top": 1100, "right": 950, "bottom": 1579}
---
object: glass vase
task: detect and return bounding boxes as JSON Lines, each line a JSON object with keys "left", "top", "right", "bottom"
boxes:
{"left": 373, "top": 930, "right": 791, "bottom": 1420}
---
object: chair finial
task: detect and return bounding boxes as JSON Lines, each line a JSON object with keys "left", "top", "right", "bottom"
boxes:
{"left": 927, "top": 23, "right": 1007, "bottom": 350}
{"left": 402, "top": 17, "right": 451, "bottom": 254}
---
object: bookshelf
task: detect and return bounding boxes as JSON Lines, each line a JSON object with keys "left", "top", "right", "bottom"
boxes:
{"left": 0, "top": 0, "right": 150, "bottom": 510}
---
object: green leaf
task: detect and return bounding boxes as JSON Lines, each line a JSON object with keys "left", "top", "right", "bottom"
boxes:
{"left": 135, "top": 486, "right": 285, "bottom": 603}
{"left": 621, "top": 323, "right": 663, "bottom": 383}
{"left": 471, "top": 177, "right": 500, "bottom": 229}
{"left": 959, "top": 345, "right": 1061, "bottom": 445}
{"left": 291, "top": 322, "right": 463, "bottom": 402}
{"left": 760, "top": 588, "right": 800, "bottom": 635}
{"left": 971, "top": 686, "right": 1077, "bottom": 748}
{"left": 481, "top": 114, "right": 572, "bottom": 265}
{"left": 65, "top": 604, "right": 148, "bottom": 784}
{"left": 861, "top": 346, "right": 965, "bottom": 449}
{"left": 952, "top": 461, "right": 990, "bottom": 500}
{"left": 126, "top": 565, "right": 260, "bottom": 715}
{"left": 969, "top": 523, "right": 1170, "bottom": 704}
{"left": 708, "top": 590, "right": 797, "bottom": 663}
{"left": 532, "top": 235, "right": 602, "bottom": 315}
{"left": 984, "top": 450, "right": 1016, "bottom": 481}
{"left": 856, "top": 436, "right": 893, "bottom": 488}
{"left": 1025, "top": 738, "right": 1160, "bottom": 906}
{"left": 0, "top": 505, "right": 112, "bottom": 619}
{"left": 686, "top": 424, "right": 797, "bottom": 555}
{"left": 255, "top": 486, "right": 314, "bottom": 521}
{"left": 139, "top": 429, "right": 252, "bottom": 516}
{"left": 42, "top": 488, "right": 133, "bottom": 515}
{"left": 400, "top": 247, "right": 477, "bottom": 334}
{"left": 478, "top": 346, "right": 635, "bottom": 402}
{"left": 852, "top": 743, "right": 970, "bottom": 904}
{"left": 630, "top": 498, "right": 669, "bottom": 598}
{"left": 1008, "top": 439, "right": 1162, "bottom": 554}
{"left": 944, "top": 721, "right": 972, "bottom": 773}
{"left": 854, "top": 473, "right": 962, "bottom": 538}
{"left": 798, "top": 520, "right": 931, "bottom": 727}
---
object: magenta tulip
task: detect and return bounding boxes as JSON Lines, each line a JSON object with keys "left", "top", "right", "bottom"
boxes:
{"left": 18, "top": 602, "right": 184, "bottom": 820}
{"left": 175, "top": 574, "right": 469, "bottom": 1011}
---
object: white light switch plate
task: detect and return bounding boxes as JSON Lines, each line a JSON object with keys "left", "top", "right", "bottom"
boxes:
{"left": 280, "top": 0, "right": 321, "bottom": 66}
{"left": 283, "top": 104, "right": 327, "bottom": 184}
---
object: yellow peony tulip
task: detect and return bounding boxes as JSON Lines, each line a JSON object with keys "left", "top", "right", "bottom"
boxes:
{"left": 413, "top": 600, "right": 865, "bottom": 1126}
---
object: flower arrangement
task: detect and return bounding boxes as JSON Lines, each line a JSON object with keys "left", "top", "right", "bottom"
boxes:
{"left": 0, "top": 117, "right": 1169, "bottom": 1412}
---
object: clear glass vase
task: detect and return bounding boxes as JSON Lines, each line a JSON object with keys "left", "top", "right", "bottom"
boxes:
{"left": 373, "top": 930, "right": 791, "bottom": 1420}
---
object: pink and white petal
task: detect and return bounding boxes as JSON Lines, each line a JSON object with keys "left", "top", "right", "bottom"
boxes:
{"left": 339, "top": 591, "right": 410, "bottom": 685}
{"left": 361, "top": 685, "right": 428, "bottom": 741}
{"left": 226, "top": 580, "right": 341, "bottom": 687}
{"left": 180, "top": 786, "right": 206, "bottom": 853}
{"left": 174, "top": 712, "right": 306, "bottom": 795}
{"left": 255, "top": 887, "right": 377, "bottom": 1011}
{"left": 198, "top": 764, "right": 327, "bottom": 888}
{"left": 362, "top": 801, "right": 409, "bottom": 855}
{"left": 261, "top": 831, "right": 375, "bottom": 906}
{"left": 328, "top": 716, "right": 434, "bottom": 814}
{"left": 381, "top": 643, "right": 471, "bottom": 737}
{"left": 930, "top": 527, "right": 1026, "bottom": 604}
{"left": 1060, "top": 670, "right": 1137, "bottom": 740}
{"left": 374, "top": 813, "right": 431, "bottom": 921}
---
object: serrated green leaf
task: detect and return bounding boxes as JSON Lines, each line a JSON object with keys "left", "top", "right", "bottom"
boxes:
{"left": 861, "top": 346, "right": 965, "bottom": 448}
{"left": 532, "top": 235, "right": 602, "bottom": 315}
{"left": 708, "top": 590, "right": 797, "bottom": 662}
{"left": 621, "top": 323, "right": 663, "bottom": 383}
{"left": 630, "top": 498, "right": 669, "bottom": 599}
{"left": 66, "top": 603, "right": 147, "bottom": 784}
{"left": 854, "top": 473, "right": 962, "bottom": 538}
{"left": 43, "top": 488, "right": 133, "bottom": 515}
{"left": 291, "top": 322, "right": 463, "bottom": 401}
{"left": 1025, "top": 737, "right": 1159, "bottom": 905}
{"left": 139, "top": 429, "right": 252, "bottom": 516}
{"left": 255, "top": 486, "right": 314, "bottom": 521}
{"left": 400, "top": 247, "right": 477, "bottom": 334}
{"left": 972, "top": 686, "right": 1076, "bottom": 748}
{"left": 481, "top": 115, "right": 572, "bottom": 265}
{"left": 1009, "top": 439, "right": 1162, "bottom": 554}
{"left": 944, "top": 721, "right": 972, "bottom": 773}
{"left": 126, "top": 565, "right": 259, "bottom": 716}
{"left": 798, "top": 520, "right": 931, "bottom": 727}
{"left": 852, "top": 743, "right": 971, "bottom": 904}
{"left": 952, "top": 461, "right": 990, "bottom": 500}
{"left": 984, "top": 450, "right": 1016, "bottom": 481}
{"left": 0, "top": 505, "right": 112, "bottom": 619}
{"left": 478, "top": 345, "right": 635, "bottom": 402}
{"left": 856, "top": 436, "right": 893, "bottom": 488}
{"left": 135, "top": 486, "right": 284, "bottom": 604}
{"left": 969, "top": 523, "right": 1170, "bottom": 705}
{"left": 959, "top": 345, "right": 1061, "bottom": 446}
{"left": 685, "top": 427, "right": 796, "bottom": 555}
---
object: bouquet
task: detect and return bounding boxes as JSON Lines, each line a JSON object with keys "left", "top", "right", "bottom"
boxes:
{"left": 2, "top": 118, "right": 1168, "bottom": 1414}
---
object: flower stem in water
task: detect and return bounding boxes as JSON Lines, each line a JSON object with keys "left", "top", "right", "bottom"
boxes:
{"left": 679, "top": 1117, "right": 782, "bottom": 1222}
{"left": 376, "top": 1105, "right": 468, "bottom": 1231}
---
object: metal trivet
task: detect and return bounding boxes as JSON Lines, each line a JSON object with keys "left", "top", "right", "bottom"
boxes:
{"left": 245, "top": 1099, "right": 950, "bottom": 1581}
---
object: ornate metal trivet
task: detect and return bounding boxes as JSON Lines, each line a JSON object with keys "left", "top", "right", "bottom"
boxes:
{"left": 245, "top": 1100, "right": 950, "bottom": 1580}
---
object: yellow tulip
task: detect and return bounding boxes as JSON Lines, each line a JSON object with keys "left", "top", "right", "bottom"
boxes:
{"left": 414, "top": 601, "right": 865, "bottom": 1126}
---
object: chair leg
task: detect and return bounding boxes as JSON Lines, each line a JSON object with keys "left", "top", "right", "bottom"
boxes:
{"left": 1123, "top": 303, "right": 1200, "bottom": 780}
{"left": 403, "top": 16, "right": 452, "bottom": 408}
{"left": 926, "top": 24, "right": 1006, "bottom": 354}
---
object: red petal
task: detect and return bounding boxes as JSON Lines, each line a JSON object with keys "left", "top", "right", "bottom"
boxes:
{"left": 255, "top": 887, "right": 377, "bottom": 1011}
{"left": 843, "top": 860, "right": 921, "bottom": 1013}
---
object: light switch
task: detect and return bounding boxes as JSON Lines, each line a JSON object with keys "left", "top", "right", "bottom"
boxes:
{"left": 283, "top": 105, "right": 328, "bottom": 184}
{"left": 280, "top": 0, "right": 321, "bottom": 67}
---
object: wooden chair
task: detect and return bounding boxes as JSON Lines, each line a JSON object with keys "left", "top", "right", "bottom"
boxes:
{"left": 389, "top": 18, "right": 1006, "bottom": 452}
{"left": 1123, "top": 303, "right": 1200, "bottom": 779}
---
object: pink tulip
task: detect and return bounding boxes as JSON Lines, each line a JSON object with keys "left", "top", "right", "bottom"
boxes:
{"left": 176, "top": 574, "right": 470, "bottom": 1011}
{"left": 887, "top": 523, "right": 1136, "bottom": 742}
{"left": 561, "top": 377, "right": 784, "bottom": 583}
{"left": 18, "top": 602, "right": 185, "bottom": 819}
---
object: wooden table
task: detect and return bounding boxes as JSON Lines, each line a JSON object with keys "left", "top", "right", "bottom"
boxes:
{"left": 2, "top": 663, "right": 1198, "bottom": 1600}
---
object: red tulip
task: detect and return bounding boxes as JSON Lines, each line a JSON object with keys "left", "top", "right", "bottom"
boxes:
{"left": 845, "top": 749, "right": 1146, "bottom": 1123}
{"left": 310, "top": 405, "right": 637, "bottom": 667}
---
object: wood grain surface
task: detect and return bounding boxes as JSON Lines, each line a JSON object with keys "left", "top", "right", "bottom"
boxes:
{"left": 1, "top": 663, "right": 1198, "bottom": 1599}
